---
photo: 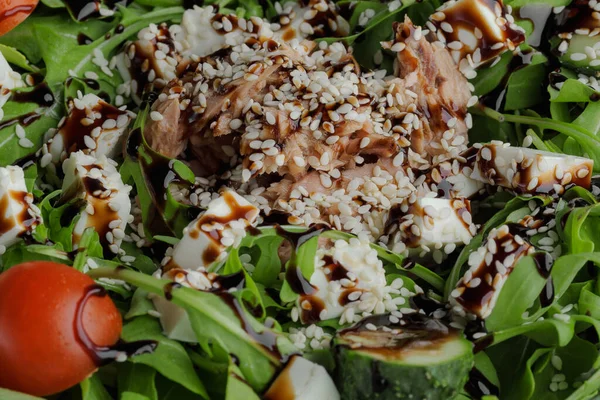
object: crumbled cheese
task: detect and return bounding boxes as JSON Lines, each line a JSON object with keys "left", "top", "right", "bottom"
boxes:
{"left": 0, "top": 166, "right": 41, "bottom": 247}
{"left": 169, "top": 189, "right": 259, "bottom": 271}
{"left": 61, "top": 151, "right": 132, "bottom": 253}
{"left": 470, "top": 143, "right": 594, "bottom": 194}
{"left": 47, "top": 94, "right": 133, "bottom": 168}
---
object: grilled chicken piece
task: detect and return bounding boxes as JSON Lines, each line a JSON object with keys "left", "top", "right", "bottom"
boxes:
{"left": 138, "top": 6, "right": 478, "bottom": 247}
{"left": 387, "top": 17, "right": 471, "bottom": 160}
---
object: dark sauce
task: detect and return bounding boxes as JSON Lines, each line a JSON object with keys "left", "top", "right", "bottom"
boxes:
{"left": 401, "top": 257, "right": 415, "bottom": 269}
{"left": 83, "top": 79, "right": 100, "bottom": 91}
{"left": 298, "top": 295, "right": 325, "bottom": 324}
{"left": 219, "top": 293, "right": 289, "bottom": 362}
{"left": 464, "top": 368, "right": 500, "bottom": 399}
{"left": 77, "top": 33, "right": 94, "bottom": 45}
{"left": 0, "top": 112, "right": 41, "bottom": 131}
{"left": 263, "top": 356, "right": 299, "bottom": 400}
{"left": 549, "top": 71, "right": 568, "bottom": 90}
{"left": 285, "top": 264, "right": 316, "bottom": 295}
{"left": 276, "top": 224, "right": 328, "bottom": 295}
{"left": 339, "top": 288, "right": 362, "bottom": 306}
{"left": 0, "top": 191, "right": 38, "bottom": 236}
{"left": 125, "top": 128, "right": 143, "bottom": 160}
{"left": 164, "top": 282, "right": 182, "bottom": 300}
{"left": 473, "top": 334, "right": 494, "bottom": 353}
{"left": 532, "top": 252, "right": 555, "bottom": 307}
{"left": 211, "top": 271, "right": 246, "bottom": 292}
{"left": 75, "top": 285, "right": 158, "bottom": 366}
{"left": 455, "top": 223, "right": 530, "bottom": 314}
{"left": 183, "top": 0, "right": 205, "bottom": 8}
{"left": 409, "top": 294, "right": 444, "bottom": 317}
{"left": 481, "top": 51, "right": 535, "bottom": 111}
{"left": 435, "top": 0, "right": 525, "bottom": 61}
{"left": 13, "top": 153, "right": 37, "bottom": 169}
{"left": 323, "top": 255, "right": 350, "bottom": 281}
{"left": 12, "top": 83, "right": 55, "bottom": 107}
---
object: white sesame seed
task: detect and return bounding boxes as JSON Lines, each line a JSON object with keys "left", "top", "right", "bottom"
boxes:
{"left": 150, "top": 111, "right": 164, "bottom": 121}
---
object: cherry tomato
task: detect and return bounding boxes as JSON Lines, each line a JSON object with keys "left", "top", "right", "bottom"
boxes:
{"left": 0, "top": 261, "right": 122, "bottom": 396}
{"left": 0, "top": 0, "right": 38, "bottom": 37}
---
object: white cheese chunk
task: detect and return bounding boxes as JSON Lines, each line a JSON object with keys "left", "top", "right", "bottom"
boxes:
{"left": 0, "top": 166, "right": 41, "bottom": 248}
{"left": 470, "top": 143, "right": 594, "bottom": 194}
{"left": 170, "top": 189, "right": 259, "bottom": 270}
{"left": 154, "top": 190, "right": 259, "bottom": 342}
{"left": 430, "top": 0, "right": 525, "bottom": 73}
{"left": 297, "top": 237, "right": 405, "bottom": 325}
{"left": 424, "top": 157, "right": 485, "bottom": 199}
{"left": 451, "top": 223, "right": 534, "bottom": 319}
{"left": 179, "top": 6, "right": 237, "bottom": 58}
{"left": 0, "top": 50, "right": 24, "bottom": 110}
{"left": 264, "top": 356, "right": 340, "bottom": 400}
{"left": 388, "top": 197, "right": 475, "bottom": 253}
{"left": 61, "top": 151, "right": 132, "bottom": 254}
{"left": 47, "top": 94, "right": 133, "bottom": 169}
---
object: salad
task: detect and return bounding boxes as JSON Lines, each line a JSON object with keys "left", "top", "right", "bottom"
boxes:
{"left": 0, "top": 0, "right": 600, "bottom": 399}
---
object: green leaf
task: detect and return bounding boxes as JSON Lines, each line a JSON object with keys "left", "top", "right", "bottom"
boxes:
{"left": 125, "top": 288, "right": 155, "bottom": 319}
{"left": 118, "top": 363, "right": 158, "bottom": 400}
{"left": 247, "top": 235, "right": 284, "bottom": 287}
{"left": 0, "top": 389, "right": 43, "bottom": 400}
{"left": 0, "top": 44, "right": 38, "bottom": 72}
{"left": 89, "top": 267, "right": 294, "bottom": 392}
{"left": 81, "top": 374, "right": 113, "bottom": 400}
{"left": 505, "top": 53, "right": 548, "bottom": 111}
{"left": 485, "top": 256, "right": 548, "bottom": 332}
{"left": 121, "top": 316, "right": 208, "bottom": 398}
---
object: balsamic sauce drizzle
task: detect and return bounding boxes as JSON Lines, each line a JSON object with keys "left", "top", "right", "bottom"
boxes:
{"left": 464, "top": 368, "right": 500, "bottom": 399}
{"left": 75, "top": 285, "right": 157, "bottom": 365}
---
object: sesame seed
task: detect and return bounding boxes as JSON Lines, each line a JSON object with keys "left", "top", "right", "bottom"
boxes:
{"left": 150, "top": 111, "right": 164, "bottom": 121}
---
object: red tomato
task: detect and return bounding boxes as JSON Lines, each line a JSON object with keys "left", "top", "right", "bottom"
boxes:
{"left": 0, "top": 0, "right": 38, "bottom": 37}
{"left": 0, "top": 261, "right": 122, "bottom": 396}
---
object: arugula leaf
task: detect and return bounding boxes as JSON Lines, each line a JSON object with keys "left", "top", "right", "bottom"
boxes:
{"left": 80, "top": 374, "right": 113, "bottom": 400}
{"left": 121, "top": 316, "right": 208, "bottom": 398}
{"left": 118, "top": 363, "right": 159, "bottom": 400}
{"left": 88, "top": 267, "right": 295, "bottom": 392}
{"left": 0, "top": 389, "right": 43, "bottom": 400}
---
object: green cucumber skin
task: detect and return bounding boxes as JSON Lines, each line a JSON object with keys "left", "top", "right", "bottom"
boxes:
{"left": 553, "top": 35, "right": 600, "bottom": 74}
{"left": 334, "top": 346, "right": 473, "bottom": 400}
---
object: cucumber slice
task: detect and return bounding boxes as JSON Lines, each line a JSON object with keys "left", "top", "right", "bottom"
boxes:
{"left": 334, "top": 314, "right": 473, "bottom": 400}
{"left": 553, "top": 35, "right": 600, "bottom": 74}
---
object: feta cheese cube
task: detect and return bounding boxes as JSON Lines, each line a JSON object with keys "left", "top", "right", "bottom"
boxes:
{"left": 430, "top": 0, "right": 525, "bottom": 70}
{"left": 451, "top": 223, "right": 534, "bottom": 319}
{"left": 388, "top": 197, "right": 475, "bottom": 250}
{"left": 423, "top": 156, "right": 485, "bottom": 199}
{"left": 47, "top": 94, "right": 133, "bottom": 167}
{"left": 169, "top": 190, "right": 259, "bottom": 270}
{"left": 153, "top": 190, "right": 259, "bottom": 341}
{"left": 0, "top": 50, "right": 24, "bottom": 109}
{"left": 264, "top": 356, "right": 340, "bottom": 400}
{"left": 470, "top": 143, "right": 594, "bottom": 194}
{"left": 0, "top": 166, "right": 41, "bottom": 248}
{"left": 61, "top": 151, "right": 132, "bottom": 253}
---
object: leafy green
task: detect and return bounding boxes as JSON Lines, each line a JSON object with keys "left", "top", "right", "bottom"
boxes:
{"left": 88, "top": 267, "right": 295, "bottom": 392}
{"left": 121, "top": 316, "right": 208, "bottom": 398}
{"left": 0, "top": 389, "right": 43, "bottom": 400}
